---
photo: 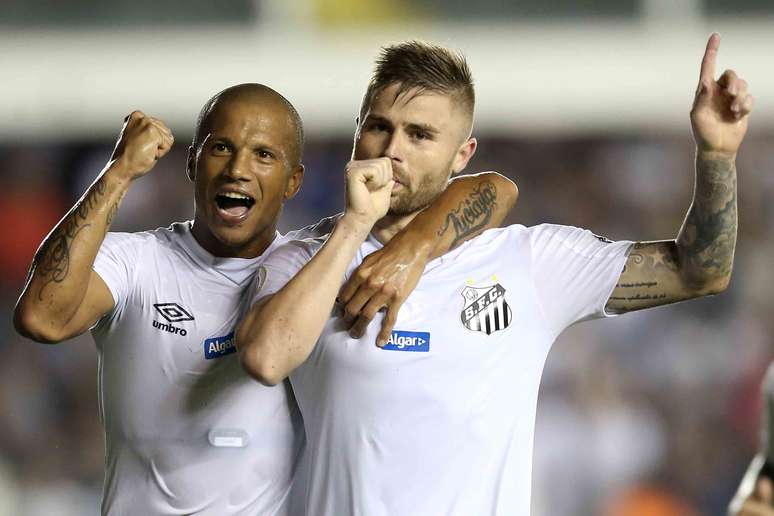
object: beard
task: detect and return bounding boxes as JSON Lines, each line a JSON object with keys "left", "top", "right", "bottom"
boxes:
{"left": 388, "top": 164, "right": 453, "bottom": 216}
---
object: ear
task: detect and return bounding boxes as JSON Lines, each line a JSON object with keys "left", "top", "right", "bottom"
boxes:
{"left": 186, "top": 145, "right": 196, "bottom": 182}
{"left": 451, "top": 137, "right": 477, "bottom": 175}
{"left": 283, "top": 164, "right": 304, "bottom": 201}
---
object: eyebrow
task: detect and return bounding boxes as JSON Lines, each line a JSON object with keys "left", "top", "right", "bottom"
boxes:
{"left": 366, "top": 114, "right": 440, "bottom": 135}
{"left": 204, "top": 134, "right": 232, "bottom": 147}
{"left": 405, "top": 122, "right": 439, "bottom": 135}
{"left": 208, "top": 135, "right": 283, "bottom": 155}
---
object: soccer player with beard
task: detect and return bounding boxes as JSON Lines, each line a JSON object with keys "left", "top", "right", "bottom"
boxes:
{"left": 237, "top": 34, "right": 752, "bottom": 515}
{"left": 13, "top": 83, "right": 516, "bottom": 515}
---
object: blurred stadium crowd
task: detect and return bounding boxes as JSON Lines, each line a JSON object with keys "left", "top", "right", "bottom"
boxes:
{"left": 1, "top": 130, "right": 772, "bottom": 515}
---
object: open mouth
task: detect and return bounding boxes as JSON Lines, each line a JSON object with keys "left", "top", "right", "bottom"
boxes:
{"left": 214, "top": 191, "right": 256, "bottom": 221}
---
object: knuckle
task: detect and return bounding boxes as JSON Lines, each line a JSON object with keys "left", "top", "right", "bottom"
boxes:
{"left": 366, "top": 277, "right": 384, "bottom": 290}
{"left": 343, "top": 306, "right": 358, "bottom": 319}
{"left": 354, "top": 269, "right": 369, "bottom": 282}
{"left": 382, "top": 284, "right": 399, "bottom": 298}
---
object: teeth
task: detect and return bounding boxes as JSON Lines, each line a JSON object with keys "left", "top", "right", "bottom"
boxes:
{"left": 220, "top": 192, "right": 251, "bottom": 200}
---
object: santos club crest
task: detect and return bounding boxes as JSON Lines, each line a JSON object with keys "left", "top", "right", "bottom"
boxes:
{"left": 460, "top": 283, "right": 512, "bottom": 335}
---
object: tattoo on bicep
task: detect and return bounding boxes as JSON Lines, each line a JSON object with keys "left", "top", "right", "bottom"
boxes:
{"left": 625, "top": 242, "right": 679, "bottom": 274}
{"left": 36, "top": 177, "right": 108, "bottom": 299}
{"left": 437, "top": 181, "right": 498, "bottom": 250}
{"left": 608, "top": 243, "right": 678, "bottom": 311}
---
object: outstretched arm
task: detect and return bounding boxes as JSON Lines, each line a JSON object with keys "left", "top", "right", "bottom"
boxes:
{"left": 14, "top": 111, "right": 173, "bottom": 342}
{"left": 339, "top": 171, "right": 518, "bottom": 344}
{"left": 606, "top": 34, "right": 751, "bottom": 314}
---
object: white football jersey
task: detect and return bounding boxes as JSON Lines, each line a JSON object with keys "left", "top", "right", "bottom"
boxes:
{"left": 91, "top": 219, "right": 333, "bottom": 516}
{"left": 253, "top": 224, "right": 632, "bottom": 516}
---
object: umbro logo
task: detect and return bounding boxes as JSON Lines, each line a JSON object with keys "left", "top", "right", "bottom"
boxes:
{"left": 152, "top": 302, "right": 194, "bottom": 337}
{"left": 154, "top": 303, "right": 195, "bottom": 323}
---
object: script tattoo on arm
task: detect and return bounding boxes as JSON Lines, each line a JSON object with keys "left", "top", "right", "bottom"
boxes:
{"left": 437, "top": 181, "right": 498, "bottom": 250}
{"left": 606, "top": 241, "right": 678, "bottom": 312}
{"left": 35, "top": 177, "right": 112, "bottom": 300}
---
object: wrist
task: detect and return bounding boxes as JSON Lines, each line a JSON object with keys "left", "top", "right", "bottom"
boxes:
{"left": 104, "top": 157, "right": 142, "bottom": 184}
{"left": 337, "top": 213, "right": 374, "bottom": 240}
{"left": 697, "top": 148, "right": 737, "bottom": 162}
{"left": 391, "top": 225, "right": 434, "bottom": 261}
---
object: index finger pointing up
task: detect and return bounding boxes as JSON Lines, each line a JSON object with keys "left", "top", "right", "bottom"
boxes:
{"left": 700, "top": 33, "right": 721, "bottom": 83}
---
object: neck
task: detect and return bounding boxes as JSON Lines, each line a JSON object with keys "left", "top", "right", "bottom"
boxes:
{"left": 371, "top": 210, "right": 422, "bottom": 245}
{"left": 190, "top": 219, "right": 277, "bottom": 259}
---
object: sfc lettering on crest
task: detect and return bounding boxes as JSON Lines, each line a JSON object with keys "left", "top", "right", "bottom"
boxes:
{"left": 460, "top": 283, "right": 512, "bottom": 335}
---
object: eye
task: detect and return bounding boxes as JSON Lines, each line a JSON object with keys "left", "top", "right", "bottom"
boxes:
{"left": 212, "top": 142, "right": 230, "bottom": 155}
{"left": 411, "top": 130, "right": 431, "bottom": 141}
{"left": 256, "top": 149, "right": 275, "bottom": 160}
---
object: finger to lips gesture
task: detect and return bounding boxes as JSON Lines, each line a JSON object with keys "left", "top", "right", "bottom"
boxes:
{"left": 111, "top": 110, "right": 175, "bottom": 180}
{"left": 691, "top": 33, "right": 753, "bottom": 155}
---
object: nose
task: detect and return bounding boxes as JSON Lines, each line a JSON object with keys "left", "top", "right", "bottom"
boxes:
{"left": 383, "top": 131, "right": 404, "bottom": 164}
{"left": 223, "top": 149, "right": 251, "bottom": 181}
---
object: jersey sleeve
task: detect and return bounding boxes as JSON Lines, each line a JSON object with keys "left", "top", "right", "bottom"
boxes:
{"left": 282, "top": 213, "right": 340, "bottom": 241}
{"left": 92, "top": 232, "right": 139, "bottom": 316}
{"left": 529, "top": 224, "right": 633, "bottom": 334}
{"left": 248, "top": 237, "right": 324, "bottom": 307}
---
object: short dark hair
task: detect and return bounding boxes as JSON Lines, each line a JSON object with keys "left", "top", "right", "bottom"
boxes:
{"left": 193, "top": 83, "right": 304, "bottom": 166}
{"left": 359, "top": 41, "right": 475, "bottom": 123}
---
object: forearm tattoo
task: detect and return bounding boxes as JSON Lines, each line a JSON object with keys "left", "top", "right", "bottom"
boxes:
{"left": 437, "top": 181, "right": 498, "bottom": 250}
{"left": 35, "top": 177, "right": 110, "bottom": 299}
{"left": 677, "top": 154, "right": 737, "bottom": 286}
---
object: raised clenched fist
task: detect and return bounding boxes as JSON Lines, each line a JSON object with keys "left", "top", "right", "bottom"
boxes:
{"left": 344, "top": 157, "right": 395, "bottom": 228}
{"left": 110, "top": 110, "right": 174, "bottom": 180}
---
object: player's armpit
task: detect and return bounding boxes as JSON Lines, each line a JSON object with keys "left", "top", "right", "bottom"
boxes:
{"left": 15, "top": 270, "right": 115, "bottom": 343}
{"left": 605, "top": 239, "right": 726, "bottom": 315}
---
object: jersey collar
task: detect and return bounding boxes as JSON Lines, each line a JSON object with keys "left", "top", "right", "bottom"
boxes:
{"left": 177, "top": 221, "right": 281, "bottom": 286}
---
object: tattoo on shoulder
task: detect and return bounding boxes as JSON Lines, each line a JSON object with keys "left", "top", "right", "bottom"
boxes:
{"left": 36, "top": 177, "right": 108, "bottom": 300}
{"left": 437, "top": 181, "right": 498, "bottom": 250}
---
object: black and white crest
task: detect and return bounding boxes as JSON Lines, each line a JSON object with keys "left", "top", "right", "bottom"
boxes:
{"left": 460, "top": 284, "right": 512, "bottom": 335}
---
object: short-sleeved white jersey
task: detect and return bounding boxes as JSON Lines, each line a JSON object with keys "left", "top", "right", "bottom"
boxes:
{"left": 91, "top": 219, "right": 333, "bottom": 516}
{"left": 253, "top": 223, "right": 632, "bottom": 516}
